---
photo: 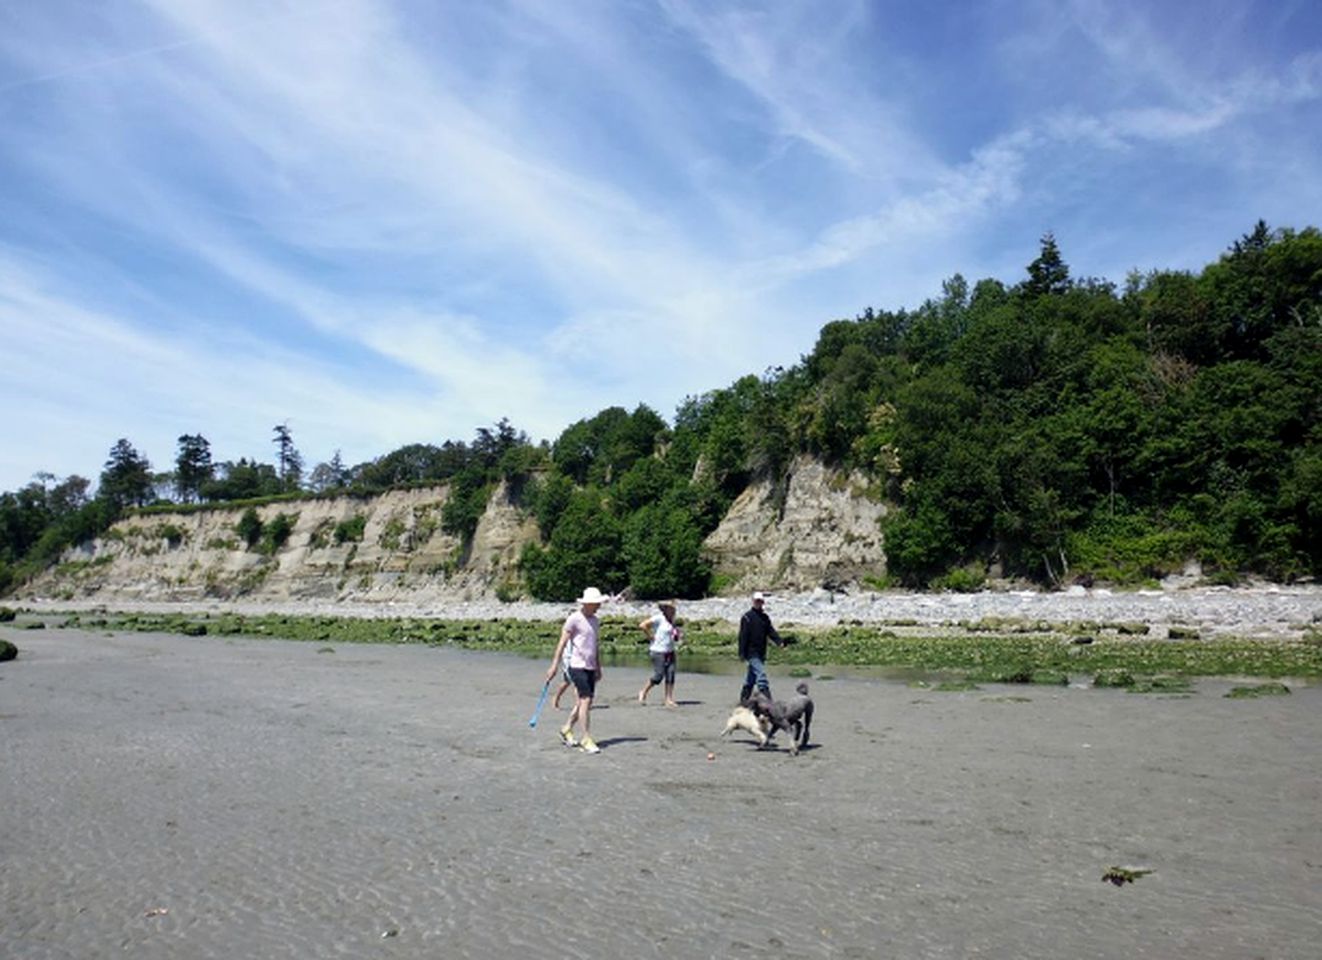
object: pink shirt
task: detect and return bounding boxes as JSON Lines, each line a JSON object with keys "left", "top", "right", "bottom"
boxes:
{"left": 563, "top": 610, "right": 600, "bottom": 670}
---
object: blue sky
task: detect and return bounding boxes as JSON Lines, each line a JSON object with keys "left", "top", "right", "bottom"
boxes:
{"left": 2, "top": 0, "right": 1319, "bottom": 493}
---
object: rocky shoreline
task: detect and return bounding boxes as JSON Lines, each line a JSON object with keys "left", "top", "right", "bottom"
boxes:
{"left": 19, "top": 580, "right": 1322, "bottom": 639}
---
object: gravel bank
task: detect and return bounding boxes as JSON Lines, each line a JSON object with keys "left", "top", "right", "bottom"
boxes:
{"left": 19, "top": 582, "right": 1322, "bottom": 639}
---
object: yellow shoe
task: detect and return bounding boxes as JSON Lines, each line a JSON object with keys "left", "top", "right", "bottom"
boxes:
{"left": 558, "top": 726, "right": 577, "bottom": 748}
{"left": 579, "top": 736, "right": 601, "bottom": 754}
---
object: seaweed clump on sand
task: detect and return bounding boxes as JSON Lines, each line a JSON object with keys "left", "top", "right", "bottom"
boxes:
{"left": 1102, "top": 866, "right": 1153, "bottom": 886}
{"left": 1225, "top": 683, "right": 1291, "bottom": 698}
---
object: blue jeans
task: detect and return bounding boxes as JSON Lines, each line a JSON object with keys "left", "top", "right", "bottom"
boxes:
{"left": 741, "top": 656, "right": 770, "bottom": 698}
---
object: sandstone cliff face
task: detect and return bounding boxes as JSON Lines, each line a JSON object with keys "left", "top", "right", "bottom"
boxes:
{"left": 702, "top": 455, "right": 887, "bottom": 593}
{"left": 27, "top": 457, "right": 887, "bottom": 602}
{"left": 30, "top": 482, "right": 538, "bottom": 605}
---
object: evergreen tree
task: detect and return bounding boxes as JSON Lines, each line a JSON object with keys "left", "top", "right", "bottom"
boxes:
{"left": 174, "top": 434, "right": 213, "bottom": 503}
{"left": 272, "top": 422, "right": 304, "bottom": 491}
{"left": 99, "top": 439, "right": 153, "bottom": 511}
{"left": 1023, "top": 231, "right": 1071, "bottom": 297}
{"left": 308, "top": 450, "right": 350, "bottom": 493}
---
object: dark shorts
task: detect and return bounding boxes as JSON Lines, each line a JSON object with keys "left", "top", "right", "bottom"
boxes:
{"left": 568, "top": 666, "right": 597, "bottom": 698}
{"left": 649, "top": 651, "right": 676, "bottom": 685}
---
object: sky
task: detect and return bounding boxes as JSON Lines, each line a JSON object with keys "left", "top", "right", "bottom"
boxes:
{"left": 1, "top": 0, "right": 1319, "bottom": 493}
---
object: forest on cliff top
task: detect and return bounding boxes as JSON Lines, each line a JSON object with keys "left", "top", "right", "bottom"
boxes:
{"left": 3, "top": 222, "right": 1318, "bottom": 600}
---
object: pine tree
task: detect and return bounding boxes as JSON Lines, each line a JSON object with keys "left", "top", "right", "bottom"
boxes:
{"left": 1024, "top": 231, "right": 1071, "bottom": 297}
{"left": 174, "top": 434, "right": 213, "bottom": 503}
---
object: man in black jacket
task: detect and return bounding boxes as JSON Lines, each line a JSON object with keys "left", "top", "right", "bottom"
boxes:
{"left": 737, "top": 591, "right": 783, "bottom": 702}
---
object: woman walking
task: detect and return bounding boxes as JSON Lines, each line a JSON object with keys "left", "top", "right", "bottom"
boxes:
{"left": 637, "top": 599, "right": 682, "bottom": 708}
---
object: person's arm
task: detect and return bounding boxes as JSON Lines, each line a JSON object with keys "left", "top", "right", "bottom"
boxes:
{"left": 546, "top": 622, "right": 571, "bottom": 682}
{"left": 638, "top": 615, "right": 655, "bottom": 636}
{"left": 768, "top": 614, "right": 783, "bottom": 646}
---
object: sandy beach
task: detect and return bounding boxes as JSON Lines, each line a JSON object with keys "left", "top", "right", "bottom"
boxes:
{"left": 3, "top": 626, "right": 1319, "bottom": 959}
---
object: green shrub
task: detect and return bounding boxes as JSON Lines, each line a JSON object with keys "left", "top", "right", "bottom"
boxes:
{"left": 441, "top": 467, "right": 491, "bottom": 543}
{"left": 259, "top": 512, "right": 297, "bottom": 555}
{"left": 0, "top": 606, "right": 16, "bottom": 622}
{"left": 412, "top": 505, "right": 440, "bottom": 544}
{"left": 1065, "top": 514, "right": 1197, "bottom": 584}
{"left": 932, "top": 564, "right": 985, "bottom": 592}
{"left": 155, "top": 523, "right": 186, "bottom": 548}
{"left": 0, "top": 639, "right": 16, "bottom": 661}
{"left": 1201, "top": 568, "right": 1241, "bottom": 587}
{"left": 379, "top": 516, "right": 406, "bottom": 550}
{"left": 236, "top": 508, "right": 263, "bottom": 548}
{"left": 333, "top": 514, "right": 367, "bottom": 544}
{"left": 307, "top": 519, "right": 334, "bottom": 550}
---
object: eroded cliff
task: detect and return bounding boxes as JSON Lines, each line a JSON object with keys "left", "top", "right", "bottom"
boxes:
{"left": 25, "top": 457, "right": 887, "bottom": 602}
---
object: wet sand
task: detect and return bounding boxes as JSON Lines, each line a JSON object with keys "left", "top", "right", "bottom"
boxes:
{"left": 2, "top": 627, "right": 1319, "bottom": 959}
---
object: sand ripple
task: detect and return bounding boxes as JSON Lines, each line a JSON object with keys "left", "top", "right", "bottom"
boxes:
{"left": 2, "top": 628, "right": 1319, "bottom": 958}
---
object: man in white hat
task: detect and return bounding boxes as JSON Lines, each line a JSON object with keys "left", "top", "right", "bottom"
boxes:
{"left": 546, "top": 587, "right": 606, "bottom": 753}
{"left": 737, "top": 591, "right": 783, "bottom": 702}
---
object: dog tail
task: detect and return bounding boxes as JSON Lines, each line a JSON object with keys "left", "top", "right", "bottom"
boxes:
{"left": 795, "top": 681, "right": 809, "bottom": 695}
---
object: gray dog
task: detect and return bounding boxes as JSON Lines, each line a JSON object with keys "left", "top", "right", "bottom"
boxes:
{"left": 743, "top": 682, "right": 814, "bottom": 755}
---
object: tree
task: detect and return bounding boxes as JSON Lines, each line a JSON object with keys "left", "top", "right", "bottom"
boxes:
{"left": 440, "top": 464, "right": 491, "bottom": 544}
{"left": 99, "top": 439, "right": 153, "bottom": 511}
{"left": 1023, "top": 232, "right": 1071, "bottom": 298}
{"left": 174, "top": 434, "right": 213, "bottom": 503}
{"left": 522, "top": 490, "right": 625, "bottom": 600}
{"left": 198, "top": 459, "right": 282, "bottom": 501}
{"left": 308, "top": 450, "right": 350, "bottom": 493}
{"left": 353, "top": 443, "right": 454, "bottom": 489}
{"left": 473, "top": 417, "right": 522, "bottom": 470}
{"left": 622, "top": 498, "right": 711, "bottom": 598}
{"left": 272, "top": 423, "right": 303, "bottom": 491}
{"left": 528, "top": 472, "right": 574, "bottom": 538}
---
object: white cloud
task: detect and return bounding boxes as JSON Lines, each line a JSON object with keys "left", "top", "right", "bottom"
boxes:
{"left": 0, "top": 0, "right": 1318, "bottom": 492}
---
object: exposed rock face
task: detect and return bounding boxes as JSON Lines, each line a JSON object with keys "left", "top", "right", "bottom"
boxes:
{"left": 24, "top": 458, "right": 887, "bottom": 602}
{"left": 702, "top": 455, "right": 887, "bottom": 592}
{"left": 28, "top": 482, "right": 539, "bottom": 605}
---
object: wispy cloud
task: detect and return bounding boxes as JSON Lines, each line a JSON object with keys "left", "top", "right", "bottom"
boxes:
{"left": 1, "top": 0, "right": 1318, "bottom": 490}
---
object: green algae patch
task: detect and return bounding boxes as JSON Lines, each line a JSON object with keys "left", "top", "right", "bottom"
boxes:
{"left": 1225, "top": 683, "right": 1291, "bottom": 698}
{"left": 1128, "top": 676, "right": 1193, "bottom": 694}
{"left": 51, "top": 611, "right": 1322, "bottom": 681}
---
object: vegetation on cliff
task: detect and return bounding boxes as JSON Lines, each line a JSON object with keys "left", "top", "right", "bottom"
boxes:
{"left": 3, "top": 223, "right": 1318, "bottom": 598}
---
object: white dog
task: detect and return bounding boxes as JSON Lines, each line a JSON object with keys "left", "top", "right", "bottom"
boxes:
{"left": 720, "top": 705, "right": 771, "bottom": 747}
